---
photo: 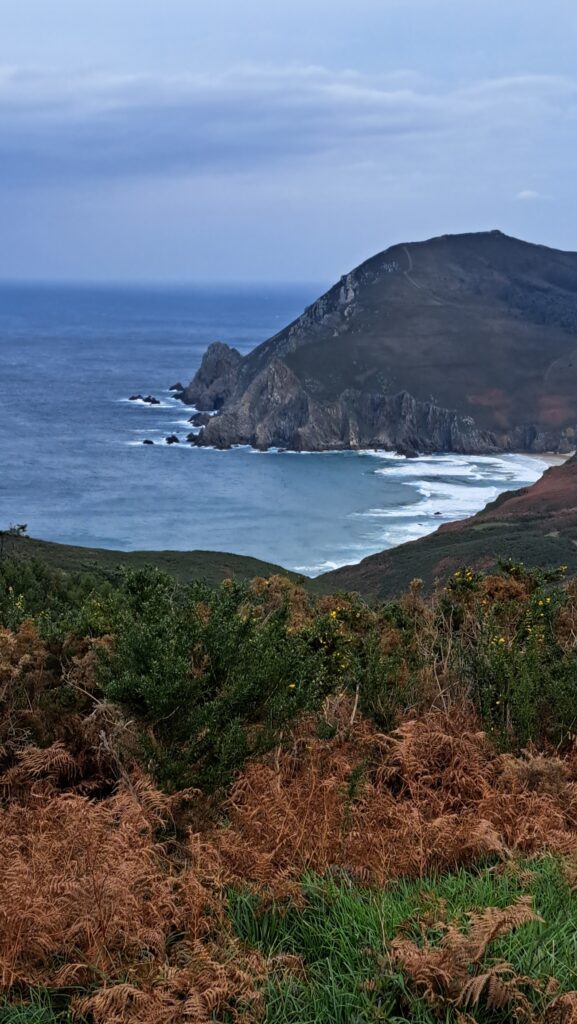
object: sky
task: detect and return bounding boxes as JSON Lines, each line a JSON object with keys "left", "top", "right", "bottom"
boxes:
{"left": 0, "top": 0, "right": 576, "bottom": 283}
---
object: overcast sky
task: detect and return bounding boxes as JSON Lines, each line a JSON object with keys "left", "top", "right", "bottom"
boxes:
{"left": 1, "top": 0, "right": 575, "bottom": 282}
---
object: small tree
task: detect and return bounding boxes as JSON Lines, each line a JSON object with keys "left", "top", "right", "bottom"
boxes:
{"left": 0, "top": 523, "right": 28, "bottom": 561}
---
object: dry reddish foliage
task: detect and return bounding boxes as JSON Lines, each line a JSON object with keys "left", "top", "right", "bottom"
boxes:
{"left": 0, "top": 623, "right": 266, "bottom": 1023}
{"left": 5, "top": 619, "right": 577, "bottom": 1020}
{"left": 206, "top": 701, "right": 577, "bottom": 892}
{"left": 392, "top": 897, "right": 543, "bottom": 1020}
{"left": 0, "top": 778, "right": 266, "bottom": 1023}
{"left": 546, "top": 992, "right": 577, "bottom": 1024}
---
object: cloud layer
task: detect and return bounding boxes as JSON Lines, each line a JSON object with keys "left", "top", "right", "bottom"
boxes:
{"left": 0, "top": 57, "right": 575, "bottom": 280}
{"left": 1, "top": 65, "right": 575, "bottom": 185}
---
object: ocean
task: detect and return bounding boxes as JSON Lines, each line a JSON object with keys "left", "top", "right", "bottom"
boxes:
{"left": 0, "top": 283, "right": 546, "bottom": 576}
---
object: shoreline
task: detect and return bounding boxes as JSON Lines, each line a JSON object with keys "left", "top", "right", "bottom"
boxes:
{"left": 517, "top": 451, "right": 574, "bottom": 468}
{"left": 5, "top": 450, "right": 556, "bottom": 581}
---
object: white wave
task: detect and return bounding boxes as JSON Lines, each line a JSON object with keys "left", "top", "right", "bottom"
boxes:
{"left": 360, "top": 449, "right": 408, "bottom": 460}
{"left": 345, "top": 451, "right": 549, "bottom": 556}
{"left": 292, "top": 558, "right": 352, "bottom": 575}
{"left": 173, "top": 418, "right": 198, "bottom": 429}
{"left": 353, "top": 480, "right": 500, "bottom": 529}
{"left": 378, "top": 522, "right": 443, "bottom": 546}
{"left": 372, "top": 452, "right": 546, "bottom": 484}
{"left": 120, "top": 398, "right": 178, "bottom": 409}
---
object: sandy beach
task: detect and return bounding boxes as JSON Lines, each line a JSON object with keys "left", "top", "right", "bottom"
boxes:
{"left": 521, "top": 451, "right": 575, "bottom": 468}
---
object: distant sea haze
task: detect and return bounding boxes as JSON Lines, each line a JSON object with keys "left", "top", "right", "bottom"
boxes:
{"left": 0, "top": 283, "right": 547, "bottom": 576}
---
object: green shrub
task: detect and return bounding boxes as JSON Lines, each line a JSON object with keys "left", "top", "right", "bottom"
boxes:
{"left": 5, "top": 556, "right": 577, "bottom": 790}
{"left": 97, "top": 569, "right": 333, "bottom": 790}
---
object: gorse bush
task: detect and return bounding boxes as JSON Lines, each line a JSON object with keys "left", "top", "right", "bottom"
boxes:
{"left": 0, "top": 557, "right": 112, "bottom": 636}
{"left": 453, "top": 561, "right": 577, "bottom": 747}
{"left": 2, "top": 556, "right": 577, "bottom": 791}
{"left": 97, "top": 569, "right": 336, "bottom": 789}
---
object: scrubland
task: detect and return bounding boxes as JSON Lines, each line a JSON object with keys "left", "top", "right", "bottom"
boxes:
{"left": 2, "top": 557, "right": 577, "bottom": 1022}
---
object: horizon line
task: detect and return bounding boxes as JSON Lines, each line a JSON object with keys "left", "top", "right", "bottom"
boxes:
{"left": 0, "top": 277, "right": 330, "bottom": 290}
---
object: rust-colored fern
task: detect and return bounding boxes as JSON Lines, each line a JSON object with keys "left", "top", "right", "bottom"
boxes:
{"left": 391, "top": 897, "right": 543, "bottom": 1020}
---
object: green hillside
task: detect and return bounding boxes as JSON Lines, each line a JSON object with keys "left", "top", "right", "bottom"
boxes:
{"left": 0, "top": 532, "right": 297, "bottom": 587}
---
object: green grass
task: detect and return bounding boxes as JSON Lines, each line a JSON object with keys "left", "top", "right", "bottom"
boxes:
{"left": 228, "top": 857, "right": 577, "bottom": 1023}
{"left": 0, "top": 993, "right": 76, "bottom": 1024}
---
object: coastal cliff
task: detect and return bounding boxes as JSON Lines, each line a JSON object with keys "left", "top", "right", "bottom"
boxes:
{"left": 177, "top": 231, "right": 577, "bottom": 454}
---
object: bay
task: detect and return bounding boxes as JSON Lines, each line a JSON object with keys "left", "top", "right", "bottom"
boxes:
{"left": 0, "top": 283, "right": 545, "bottom": 575}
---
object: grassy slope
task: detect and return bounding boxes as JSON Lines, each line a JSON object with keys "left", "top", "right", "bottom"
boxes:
{"left": 1, "top": 534, "right": 297, "bottom": 587}
{"left": 313, "top": 518, "right": 577, "bottom": 602}
{"left": 244, "top": 232, "right": 577, "bottom": 429}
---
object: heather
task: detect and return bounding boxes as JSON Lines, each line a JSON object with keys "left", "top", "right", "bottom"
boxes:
{"left": 2, "top": 557, "right": 577, "bottom": 1021}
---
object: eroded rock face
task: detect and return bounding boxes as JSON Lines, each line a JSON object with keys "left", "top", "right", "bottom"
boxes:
{"left": 180, "top": 342, "right": 242, "bottom": 410}
{"left": 192, "top": 364, "right": 499, "bottom": 453}
{"left": 177, "top": 231, "right": 577, "bottom": 453}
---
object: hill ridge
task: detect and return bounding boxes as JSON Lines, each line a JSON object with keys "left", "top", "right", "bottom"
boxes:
{"left": 176, "top": 230, "right": 577, "bottom": 455}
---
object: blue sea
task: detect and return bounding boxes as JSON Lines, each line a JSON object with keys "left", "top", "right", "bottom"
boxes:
{"left": 0, "top": 283, "right": 547, "bottom": 575}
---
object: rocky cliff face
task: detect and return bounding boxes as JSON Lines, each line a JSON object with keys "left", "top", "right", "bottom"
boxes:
{"left": 189, "top": 354, "right": 499, "bottom": 453}
{"left": 180, "top": 342, "right": 242, "bottom": 410}
{"left": 177, "top": 231, "right": 577, "bottom": 453}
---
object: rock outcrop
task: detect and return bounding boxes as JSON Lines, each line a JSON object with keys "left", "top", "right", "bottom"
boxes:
{"left": 188, "top": 412, "right": 212, "bottom": 428}
{"left": 180, "top": 342, "right": 242, "bottom": 411}
{"left": 190, "top": 359, "right": 498, "bottom": 454}
{"left": 176, "top": 231, "right": 577, "bottom": 453}
{"left": 129, "top": 394, "right": 161, "bottom": 405}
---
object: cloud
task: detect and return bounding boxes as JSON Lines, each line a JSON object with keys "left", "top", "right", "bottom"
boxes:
{"left": 515, "top": 189, "right": 546, "bottom": 201}
{"left": 0, "top": 65, "right": 575, "bottom": 187}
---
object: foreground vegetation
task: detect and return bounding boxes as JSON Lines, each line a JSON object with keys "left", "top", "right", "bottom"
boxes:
{"left": 231, "top": 858, "right": 577, "bottom": 1023}
{"left": 2, "top": 553, "right": 577, "bottom": 1021}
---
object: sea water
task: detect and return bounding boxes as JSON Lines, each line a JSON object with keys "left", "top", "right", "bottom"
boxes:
{"left": 0, "top": 283, "right": 546, "bottom": 576}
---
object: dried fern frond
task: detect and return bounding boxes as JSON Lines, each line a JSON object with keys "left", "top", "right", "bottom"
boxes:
{"left": 546, "top": 991, "right": 577, "bottom": 1024}
{"left": 392, "top": 897, "right": 543, "bottom": 1021}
